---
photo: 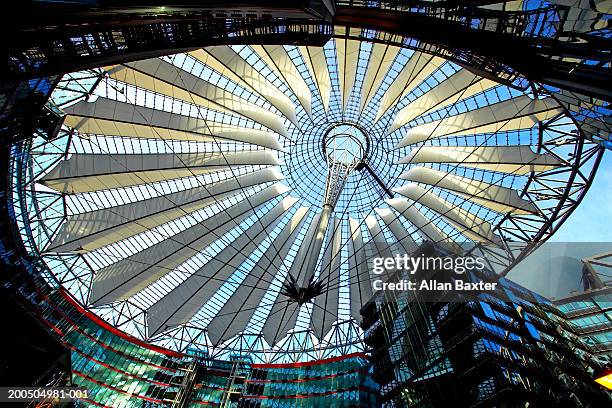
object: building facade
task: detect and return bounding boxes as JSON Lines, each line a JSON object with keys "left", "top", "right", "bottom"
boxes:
{"left": 189, "top": 353, "right": 378, "bottom": 407}
{"left": 361, "top": 246, "right": 611, "bottom": 407}
{"left": 555, "top": 287, "right": 612, "bottom": 363}
{"left": 1, "top": 255, "right": 377, "bottom": 407}
{"left": 32, "top": 293, "right": 377, "bottom": 407}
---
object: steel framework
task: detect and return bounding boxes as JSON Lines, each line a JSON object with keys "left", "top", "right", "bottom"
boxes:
{"left": 0, "top": 0, "right": 608, "bottom": 362}
{"left": 6, "top": 41, "right": 603, "bottom": 359}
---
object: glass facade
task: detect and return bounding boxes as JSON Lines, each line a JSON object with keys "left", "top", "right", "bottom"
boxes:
{"left": 555, "top": 288, "right": 612, "bottom": 361}
{"left": 188, "top": 353, "right": 378, "bottom": 407}
{"left": 28, "top": 290, "right": 183, "bottom": 407}
{"left": 243, "top": 354, "right": 378, "bottom": 407}
{"left": 361, "top": 245, "right": 611, "bottom": 407}
{"left": 13, "top": 283, "right": 377, "bottom": 407}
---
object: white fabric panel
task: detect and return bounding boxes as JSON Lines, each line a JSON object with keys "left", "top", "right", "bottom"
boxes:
{"left": 110, "top": 60, "right": 289, "bottom": 137}
{"left": 41, "top": 151, "right": 279, "bottom": 193}
{"left": 400, "top": 166, "right": 537, "bottom": 214}
{"left": 396, "top": 96, "right": 562, "bottom": 147}
{"left": 335, "top": 27, "right": 361, "bottom": 110}
{"left": 291, "top": 212, "right": 323, "bottom": 287}
{"left": 261, "top": 211, "right": 325, "bottom": 344}
{"left": 360, "top": 43, "right": 400, "bottom": 113}
{"left": 89, "top": 183, "right": 289, "bottom": 305}
{"left": 365, "top": 215, "right": 394, "bottom": 259}
{"left": 300, "top": 206, "right": 333, "bottom": 286}
{"left": 62, "top": 98, "right": 283, "bottom": 150}
{"left": 398, "top": 145, "right": 562, "bottom": 174}
{"left": 146, "top": 196, "right": 298, "bottom": 336}
{"left": 311, "top": 217, "right": 342, "bottom": 339}
{"left": 299, "top": 46, "right": 331, "bottom": 113}
{"left": 348, "top": 217, "right": 373, "bottom": 323}
{"left": 106, "top": 63, "right": 233, "bottom": 116}
{"left": 47, "top": 168, "right": 284, "bottom": 252}
{"left": 261, "top": 301, "right": 301, "bottom": 346}
{"left": 364, "top": 214, "right": 405, "bottom": 286}
{"left": 200, "top": 46, "right": 298, "bottom": 126}
{"left": 375, "top": 208, "right": 419, "bottom": 254}
{"left": 375, "top": 52, "right": 444, "bottom": 121}
{"left": 394, "top": 183, "right": 502, "bottom": 244}
{"left": 389, "top": 69, "right": 498, "bottom": 133}
{"left": 187, "top": 49, "right": 246, "bottom": 88}
{"left": 386, "top": 198, "right": 451, "bottom": 243}
{"left": 205, "top": 207, "right": 309, "bottom": 344}
{"left": 250, "top": 45, "right": 312, "bottom": 117}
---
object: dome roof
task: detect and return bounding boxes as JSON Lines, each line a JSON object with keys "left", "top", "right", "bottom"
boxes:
{"left": 17, "top": 34, "right": 592, "bottom": 362}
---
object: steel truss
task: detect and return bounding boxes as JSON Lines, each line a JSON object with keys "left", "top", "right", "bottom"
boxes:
{"left": 2, "top": 1, "right": 609, "bottom": 147}
{"left": 3, "top": 1, "right": 609, "bottom": 98}
{"left": 472, "top": 99, "right": 604, "bottom": 274}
